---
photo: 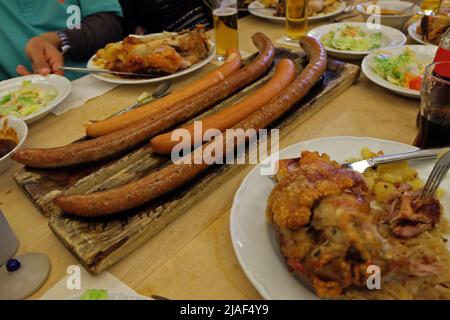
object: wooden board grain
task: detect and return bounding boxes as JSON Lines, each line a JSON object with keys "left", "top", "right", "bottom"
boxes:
{"left": 14, "top": 50, "right": 360, "bottom": 274}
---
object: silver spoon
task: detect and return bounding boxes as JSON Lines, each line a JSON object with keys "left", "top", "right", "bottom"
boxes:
{"left": 89, "top": 81, "right": 171, "bottom": 123}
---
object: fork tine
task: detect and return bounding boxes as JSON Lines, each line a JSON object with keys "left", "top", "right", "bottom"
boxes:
{"left": 429, "top": 166, "right": 450, "bottom": 197}
{"left": 423, "top": 166, "right": 442, "bottom": 198}
{"left": 425, "top": 166, "right": 445, "bottom": 197}
{"left": 422, "top": 165, "right": 441, "bottom": 197}
{"left": 422, "top": 150, "right": 450, "bottom": 198}
{"left": 427, "top": 165, "right": 445, "bottom": 197}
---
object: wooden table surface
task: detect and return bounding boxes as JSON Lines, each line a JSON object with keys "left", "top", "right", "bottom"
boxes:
{"left": 0, "top": 15, "right": 420, "bottom": 300}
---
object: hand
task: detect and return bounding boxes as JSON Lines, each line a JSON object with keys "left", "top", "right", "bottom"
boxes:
{"left": 17, "top": 32, "right": 65, "bottom": 76}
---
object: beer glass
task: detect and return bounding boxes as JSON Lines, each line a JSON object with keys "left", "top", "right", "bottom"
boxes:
{"left": 420, "top": 0, "right": 442, "bottom": 15}
{"left": 414, "top": 62, "right": 450, "bottom": 148}
{"left": 213, "top": 0, "right": 239, "bottom": 61}
{"left": 285, "top": 0, "right": 309, "bottom": 41}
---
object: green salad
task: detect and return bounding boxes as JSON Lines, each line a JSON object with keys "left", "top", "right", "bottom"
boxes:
{"left": 370, "top": 47, "right": 425, "bottom": 90}
{"left": 321, "top": 25, "right": 382, "bottom": 51}
{"left": 0, "top": 80, "right": 57, "bottom": 118}
{"left": 80, "top": 289, "right": 109, "bottom": 300}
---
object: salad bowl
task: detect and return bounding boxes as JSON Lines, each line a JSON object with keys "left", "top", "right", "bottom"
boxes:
{"left": 0, "top": 74, "right": 71, "bottom": 124}
{"left": 308, "top": 22, "right": 407, "bottom": 60}
{"left": 362, "top": 45, "right": 438, "bottom": 99}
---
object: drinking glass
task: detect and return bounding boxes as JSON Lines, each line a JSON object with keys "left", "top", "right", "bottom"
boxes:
{"left": 414, "top": 61, "right": 450, "bottom": 149}
{"left": 420, "top": 0, "right": 442, "bottom": 15}
{"left": 285, "top": 0, "right": 309, "bottom": 42}
{"left": 213, "top": 0, "right": 239, "bottom": 61}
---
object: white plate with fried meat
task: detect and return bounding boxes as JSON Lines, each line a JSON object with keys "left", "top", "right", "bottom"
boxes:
{"left": 409, "top": 15, "right": 450, "bottom": 46}
{"left": 248, "top": 0, "right": 346, "bottom": 22}
{"left": 231, "top": 136, "right": 450, "bottom": 300}
{"left": 87, "top": 26, "right": 215, "bottom": 84}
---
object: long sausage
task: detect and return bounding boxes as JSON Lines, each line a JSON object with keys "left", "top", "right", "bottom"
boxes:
{"left": 53, "top": 37, "right": 327, "bottom": 217}
{"left": 86, "top": 48, "right": 242, "bottom": 138}
{"left": 150, "top": 58, "right": 296, "bottom": 154}
{"left": 13, "top": 33, "right": 275, "bottom": 168}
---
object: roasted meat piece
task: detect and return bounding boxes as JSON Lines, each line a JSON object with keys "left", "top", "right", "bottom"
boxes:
{"left": 305, "top": 193, "right": 391, "bottom": 297}
{"left": 268, "top": 151, "right": 446, "bottom": 299}
{"left": 94, "top": 25, "right": 210, "bottom": 75}
{"left": 383, "top": 192, "right": 441, "bottom": 239}
{"left": 268, "top": 151, "right": 392, "bottom": 297}
{"left": 267, "top": 151, "right": 367, "bottom": 230}
{"left": 274, "top": 192, "right": 391, "bottom": 298}
{"left": 418, "top": 15, "right": 450, "bottom": 45}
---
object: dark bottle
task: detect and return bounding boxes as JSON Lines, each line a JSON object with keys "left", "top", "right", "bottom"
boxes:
{"left": 414, "top": 27, "right": 450, "bottom": 149}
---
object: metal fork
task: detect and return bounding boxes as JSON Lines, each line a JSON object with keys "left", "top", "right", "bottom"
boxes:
{"left": 268, "top": 148, "right": 444, "bottom": 181}
{"left": 343, "top": 148, "right": 443, "bottom": 174}
{"left": 421, "top": 150, "right": 450, "bottom": 198}
{"left": 333, "top": 0, "right": 357, "bottom": 22}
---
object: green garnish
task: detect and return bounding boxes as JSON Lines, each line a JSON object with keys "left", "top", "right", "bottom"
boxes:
{"left": 371, "top": 47, "right": 425, "bottom": 88}
{"left": 80, "top": 289, "right": 109, "bottom": 300}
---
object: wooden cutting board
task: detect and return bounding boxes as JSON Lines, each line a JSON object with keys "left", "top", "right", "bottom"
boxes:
{"left": 14, "top": 49, "right": 360, "bottom": 274}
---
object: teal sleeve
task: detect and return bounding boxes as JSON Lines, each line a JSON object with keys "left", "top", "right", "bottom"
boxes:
{"left": 79, "top": 0, "right": 123, "bottom": 18}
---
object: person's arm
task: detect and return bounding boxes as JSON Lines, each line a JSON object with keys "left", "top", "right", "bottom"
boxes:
{"left": 63, "top": 12, "right": 123, "bottom": 60}
{"left": 17, "top": 13, "right": 123, "bottom": 76}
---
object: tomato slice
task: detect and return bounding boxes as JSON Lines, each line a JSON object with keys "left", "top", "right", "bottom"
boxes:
{"left": 408, "top": 75, "right": 423, "bottom": 91}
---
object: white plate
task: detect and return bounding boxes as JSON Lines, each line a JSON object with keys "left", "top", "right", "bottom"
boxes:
{"left": 356, "top": 1, "right": 420, "bottom": 30}
{"left": 0, "top": 75, "right": 71, "bottom": 124}
{"left": 248, "top": 0, "right": 346, "bottom": 22}
{"left": 362, "top": 45, "right": 437, "bottom": 99}
{"left": 408, "top": 21, "right": 435, "bottom": 45}
{"left": 230, "top": 136, "right": 450, "bottom": 300}
{"left": 308, "top": 22, "right": 407, "bottom": 60}
{"left": 87, "top": 33, "right": 216, "bottom": 85}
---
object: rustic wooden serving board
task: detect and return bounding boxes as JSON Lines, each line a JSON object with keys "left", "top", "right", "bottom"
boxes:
{"left": 14, "top": 49, "right": 360, "bottom": 274}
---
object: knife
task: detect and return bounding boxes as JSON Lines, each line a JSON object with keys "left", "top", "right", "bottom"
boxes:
{"left": 58, "top": 66, "right": 162, "bottom": 78}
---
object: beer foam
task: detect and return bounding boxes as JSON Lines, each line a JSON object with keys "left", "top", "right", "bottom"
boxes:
{"left": 213, "top": 7, "right": 238, "bottom": 16}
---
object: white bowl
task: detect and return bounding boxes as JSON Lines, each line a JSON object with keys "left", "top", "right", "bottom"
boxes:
{"left": 357, "top": 0, "right": 420, "bottom": 30}
{"left": 308, "top": 22, "right": 407, "bottom": 60}
{"left": 362, "top": 45, "right": 438, "bottom": 99}
{"left": 0, "top": 75, "right": 71, "bottom": 124}
{"left": 0, "top": 116, "right": 28, "bottom": 174}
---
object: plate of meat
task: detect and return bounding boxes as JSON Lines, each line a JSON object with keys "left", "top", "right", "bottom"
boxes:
{"left": 409, "top": 15, "right": 450, "bottom": 46}
{"left": 248, "top": 0, "right": 346, "bottom": 22}
{"left": 230, "top": 136, "right": 450, "bottom": 300}
{"left": 87, "top": 26, "right": 215, "bottom": 84}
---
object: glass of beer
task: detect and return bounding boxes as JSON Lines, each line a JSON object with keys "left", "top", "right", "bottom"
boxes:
{"left": 420, "top": 0, "right": 442, "bottom": 15}
{"left": 213, "top": 0, "right": 239, "bottom": 61}
{"left": 414, "top": 62, "right": 450, "bottom": 149}
{"left": 285, "top": 0, "right": 309, "bottom": 42}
